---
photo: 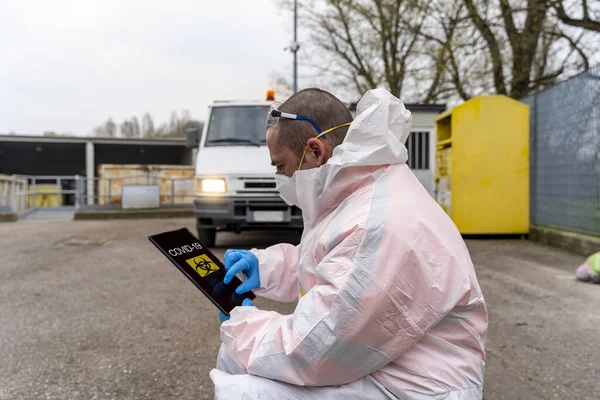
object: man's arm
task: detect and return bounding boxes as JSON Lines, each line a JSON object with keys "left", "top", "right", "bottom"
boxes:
{"left": 220, "top": 227, "right": 472, "bottom": 386}
{"left": 251, "top": 243, "right": 299, "bottom": 303}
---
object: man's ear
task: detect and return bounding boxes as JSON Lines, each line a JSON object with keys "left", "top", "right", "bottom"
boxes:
{"left": 306, "top": 138, "right": 327, "bottom": 167}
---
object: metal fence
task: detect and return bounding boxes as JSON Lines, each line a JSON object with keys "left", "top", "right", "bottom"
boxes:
{"left": 523, "top": 66, "right": 600, "bottom": 236}
{"left": 0, "top": 174, "right": 196, "bottom": 216}
{"left": 0, "top": 175, "right": 27, "bottom": 212}
{"left": 78, "top": 175, "right": 196, "bottom": 209}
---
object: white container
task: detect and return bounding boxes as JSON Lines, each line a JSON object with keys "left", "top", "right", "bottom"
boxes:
{"left": 121, "top": 185, "right": 160, "bottom": 209}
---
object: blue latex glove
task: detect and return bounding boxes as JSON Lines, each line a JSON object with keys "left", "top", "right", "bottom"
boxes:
{"left": 223, "top": 249, "right": 260, "bottom": 295}
{"left": 219, "top": 298, "right": 253, "bottom": 323}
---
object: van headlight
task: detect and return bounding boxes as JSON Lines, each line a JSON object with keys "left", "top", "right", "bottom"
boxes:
{"left": 199, "top": 178, "right": 227, "bottom": 193}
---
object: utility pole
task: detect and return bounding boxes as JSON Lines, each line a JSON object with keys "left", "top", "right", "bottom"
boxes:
{"left": 291, "top": 0, "right": 299, "bottom": 93}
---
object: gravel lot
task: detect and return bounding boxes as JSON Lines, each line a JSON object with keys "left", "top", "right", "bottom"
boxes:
{"left": 0, "top": 218, "right": 597, "bottom": 399}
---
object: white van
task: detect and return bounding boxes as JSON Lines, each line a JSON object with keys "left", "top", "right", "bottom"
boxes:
{"left": 193, "top": 92, "right": 303, "bottom": 246}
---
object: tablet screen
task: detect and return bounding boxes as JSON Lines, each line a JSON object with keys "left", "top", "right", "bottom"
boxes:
{"left": 148, "top": 227, "right": 255, "bottom": 316}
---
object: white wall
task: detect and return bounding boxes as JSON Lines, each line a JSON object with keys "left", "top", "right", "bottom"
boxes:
{"left": 410, "top": 111, "right": 438, "bottom": 130}
{"left": 409, "top": 110, "right": 441, "bottom": 197}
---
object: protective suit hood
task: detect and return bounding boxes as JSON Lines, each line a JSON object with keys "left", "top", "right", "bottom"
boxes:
{"left": 332, "top": 87, "right": 412, "bottom": 167}
{"left": 294, "top": 88, "right": 412, "bottom": 224}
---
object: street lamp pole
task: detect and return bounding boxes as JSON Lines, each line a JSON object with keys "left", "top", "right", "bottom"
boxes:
{"left": 292, "top": 0, "right": 299, "bottom": 93}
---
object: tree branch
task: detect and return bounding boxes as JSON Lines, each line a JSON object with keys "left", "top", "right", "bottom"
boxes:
{"left": 499, "top": 0, "right": 518, "bottom": 49}
{"left": 448, "top": 44, "right": 471, "bottom": 100}
{"left": 389, "top": 0, "right": 404, "bottom": 90}
{"left": 548, "top": 29, "right": 590, "bottom": 70}
{"left": 373, "top": 1, "right": 394, "bottom": 92}
{"left": 463, "top": 0, "right": 507, "bottom": 94}
{"left": 553, "top": 0, "right": 600, "bottom": 32}
{"left": 506, "top": 0, "right": 549, "bottom": 98}
{"left": 319, "top": 22, "right": 363, "bottom": 76}
{"left": 321, "top": 5, "right": 379, "bottom": 88}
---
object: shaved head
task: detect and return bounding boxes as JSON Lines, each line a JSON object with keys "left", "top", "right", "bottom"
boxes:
{"left": 266, "top": 88, "right": 353, "bottom": 177}
{"left": 276, "top": 88, "right": 353, "bottom": 157}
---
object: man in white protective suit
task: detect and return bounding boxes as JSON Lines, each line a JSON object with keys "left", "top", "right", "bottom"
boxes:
{"left": 209, "top": 87, "right": 488, "bottom": 399}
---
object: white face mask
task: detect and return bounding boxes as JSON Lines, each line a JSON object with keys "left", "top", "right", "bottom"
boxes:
{"left": 275, "top": 173, "right": 298, "bottom": 207}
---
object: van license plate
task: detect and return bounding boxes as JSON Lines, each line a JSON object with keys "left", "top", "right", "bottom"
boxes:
{"left": 252, "top": 211, "right": 284, "bottom": 222}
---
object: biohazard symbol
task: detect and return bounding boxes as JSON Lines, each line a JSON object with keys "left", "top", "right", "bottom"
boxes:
{"left": 185, "top": 254, "right": 220, "bottom": 277}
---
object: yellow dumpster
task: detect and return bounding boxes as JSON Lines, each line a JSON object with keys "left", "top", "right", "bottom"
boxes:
{"left": 434, "top": 95, "right": 529, "bottom": 235}
{"left": 29, "top": 184, "right": 63, "bottom": 208}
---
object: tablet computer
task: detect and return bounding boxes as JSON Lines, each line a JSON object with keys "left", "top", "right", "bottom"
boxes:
{"left": 148, "top": 227, "right": 255, "bottom": 316}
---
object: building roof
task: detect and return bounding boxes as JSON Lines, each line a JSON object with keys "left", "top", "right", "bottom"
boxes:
{"left": 0, "top": 134, "right": 187, "bottom": 146}
{"left": 348, "top": 102, "right": 446, "bottom": 113}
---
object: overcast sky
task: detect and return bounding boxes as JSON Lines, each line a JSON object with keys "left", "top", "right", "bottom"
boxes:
{"left": 0, "top": 0, "right": 294, "bottom": 136}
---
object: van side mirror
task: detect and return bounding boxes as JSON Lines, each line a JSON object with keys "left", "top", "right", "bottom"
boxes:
{"left": 186, "top": 128, "right": 200, "bottom": 149}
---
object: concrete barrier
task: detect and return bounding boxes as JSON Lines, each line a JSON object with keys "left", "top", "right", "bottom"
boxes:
{"left": 0, "top": 212, "right": 17, "bottom": 222}
{"left": 74, "top": 208, "right": 194, "bottom": 220}
{"left": 529, "top": 225, "right": 600, "bottom": 256}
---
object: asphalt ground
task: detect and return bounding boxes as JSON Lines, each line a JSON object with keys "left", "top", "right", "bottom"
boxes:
{"left": 0, "top": 218, "right": 598, "bottom": 400}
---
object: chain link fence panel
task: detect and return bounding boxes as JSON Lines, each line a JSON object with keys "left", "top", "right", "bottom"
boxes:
{"left": 523, "top": 67, "right": 600, "bottom": 236}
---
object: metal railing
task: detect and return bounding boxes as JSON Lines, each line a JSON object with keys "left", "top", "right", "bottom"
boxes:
{"left": 0, "top": 175, "right": 78, "bottom": 216}
{"left": 77, "top": 175, "right": 196, "bottom": 209}
{"left": 0, "top": 174, "right": 197, "bottom": 215}
{"left": 0, "top": 175, "right": 27, "bottom": 212}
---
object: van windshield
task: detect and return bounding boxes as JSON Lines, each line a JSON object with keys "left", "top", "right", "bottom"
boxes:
{"left": 205, "top": 105, "right": 270, "bottom": 147}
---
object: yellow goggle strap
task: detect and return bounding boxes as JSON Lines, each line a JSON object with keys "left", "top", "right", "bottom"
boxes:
{"left": 297, "top": 122, "right": 352, "bottom": 170}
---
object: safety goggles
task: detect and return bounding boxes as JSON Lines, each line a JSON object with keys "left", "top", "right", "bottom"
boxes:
{"left": 266, "top": 102, "right": 344, "bottom": 139}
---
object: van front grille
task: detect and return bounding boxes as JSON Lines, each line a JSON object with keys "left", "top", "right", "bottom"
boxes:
{"left": 244, "top": 181, "right": 276, "bottom": 189}
{"left": 237, "top": 177, "right": 277, "bottom": 195}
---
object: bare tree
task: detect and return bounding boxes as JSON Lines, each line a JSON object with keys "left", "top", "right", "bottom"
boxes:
{"left": 91, "top": 111, "right": 203, "bottom": 139}
{"left": 180, "top": 109, "right": 191, "bottom": 124}
{"left": 154, "top": 123, "right": 169, "bottom": 137}
{"left": 552, "top": 0, "right": 600, "bottom": 32}
{"left": 142, "top": 113, "right": 155, "bottom": 137}
{"left": 131, "top": 116, "right": 141, "bottom": 138}
{"left": 104, "top": 118, "right": 117, "bottom": 137}
{"left": 461, "top": 0, "right": 550, "bottom": 98}
{"left": 413, "top": 0, "right": 477, "bottom": 101}
{"left": 179, "top": 109, "right": 191, "bottom": 136}
{"left": 92, "top": 125, "right": 106, "bottom": 137}
{"left": 91, "top": 118, "right": 117, "bottom": 137}
{"left": 268, "top": 71, "right": 294, "bottom": 99}
{"left": 169, "top": 111, "right": 179, "bottom": 134}
{"left": 277, "top": 0, "right": 598, "bottom": 102}
{"left": 157, "top": 110, "right": 203, "bottom": 138}
{"left": 460, "top": 0, "right": 595, "bottom": 99}
{"left": 299, "top": 0, "right": 430, "bottom": 99}
{"left": 120, "top": 120, "right": 134, "bottom": 138}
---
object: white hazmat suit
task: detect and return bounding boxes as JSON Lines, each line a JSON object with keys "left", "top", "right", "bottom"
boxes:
{"left": 210, "top": 88, "right": 488, "bottom": 399}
